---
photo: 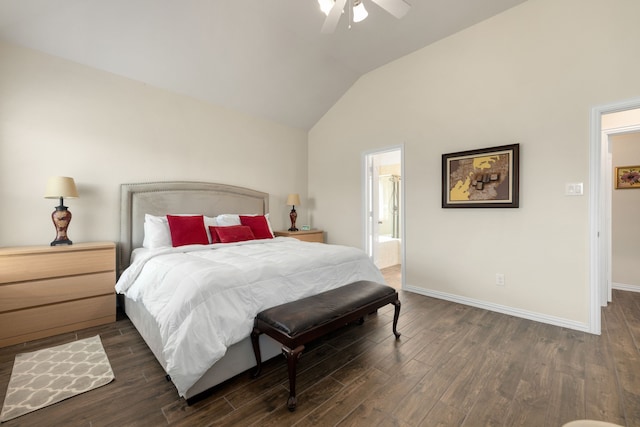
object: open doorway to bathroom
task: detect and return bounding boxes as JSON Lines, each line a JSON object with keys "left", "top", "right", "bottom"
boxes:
{"left": 363, "top": 146, "right": 404, "bottom": 289}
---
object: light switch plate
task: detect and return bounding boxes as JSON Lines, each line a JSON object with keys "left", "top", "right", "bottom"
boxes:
{"left": 565, "top": 183, "right": 583, "bottom": 196}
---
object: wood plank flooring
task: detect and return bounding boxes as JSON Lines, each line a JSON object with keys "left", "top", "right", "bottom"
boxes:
{"left": 1, "top": 289, "right": 639, "bottom": 426}
{"left": 380, "top": 264, "right": 401, "bottom": 289}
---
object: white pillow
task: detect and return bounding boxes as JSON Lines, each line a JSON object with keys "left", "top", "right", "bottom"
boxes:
{"left": 142, "top": 214, "right": 171, "bottom": 248}
{"left": 142, "top": 214, "right": 218, "bottom": 248}
{"left": 203, "top": 216, "right": 217, "bottom": 243}
{"left": 215, "top": 214, "right": 241, "bottom": 226}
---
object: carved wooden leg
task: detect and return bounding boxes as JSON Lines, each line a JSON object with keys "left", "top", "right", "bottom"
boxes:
{"left": 250, "top": 328, "right": 262, "bottom": 378}
{"left": 282, "top": 344, "right": 305, "bottom": 411}
{"left": 392, "top": 300, "right": 401, "bottom": 339}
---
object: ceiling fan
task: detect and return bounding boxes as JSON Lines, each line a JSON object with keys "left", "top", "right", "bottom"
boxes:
{"left": 318, "top": 0, "right": 411, "bottom": 33}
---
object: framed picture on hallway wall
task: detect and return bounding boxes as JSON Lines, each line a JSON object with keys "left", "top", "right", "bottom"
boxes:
{"left": 615, "top": 165, "right": 640, "bottom": 189}
{"left": 442, "top": 143, "right": 520, "bottom": 208}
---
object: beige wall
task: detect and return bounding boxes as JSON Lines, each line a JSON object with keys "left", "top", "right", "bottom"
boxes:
{"left": 309, "top": 0, "right": 640, "bottom": 327}
{"left": 0, "top": 41, "right": 308, "bottom": 248}
{"left": 611, "top": 132, "right": 640, "bottom": 289}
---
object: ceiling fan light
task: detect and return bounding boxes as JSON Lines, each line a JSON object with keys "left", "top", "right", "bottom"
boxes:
{"left": 318, "top": 0, "right": 334, "bottom": 16}
{"left": 353, "top": 1, "right": 368, "bottom": 23}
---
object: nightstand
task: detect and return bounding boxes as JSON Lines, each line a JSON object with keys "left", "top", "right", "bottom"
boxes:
{"left": 0, "top": 242, "right": 116, "bottom": 347}
{"left": 274, "top": 230, "right": 324, "bottom": 243}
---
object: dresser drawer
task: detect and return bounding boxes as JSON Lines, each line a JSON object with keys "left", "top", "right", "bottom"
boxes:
{"left": 290, "top": 233, "right": 323, "bottom": 243}
{"left": 274, "top": 230, "right": 324, "bottom": 243}
{"left": 0, "top": 247, "right": 114, "bottom": 284}
{"left": 0, "top": 294, "right": 115, "bottom": 347}
{"left": 0, "top": 271, "right": 115, "bottom": 312}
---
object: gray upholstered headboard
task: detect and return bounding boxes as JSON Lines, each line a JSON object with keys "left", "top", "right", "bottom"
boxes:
{"left": 119, "top": 181, "right": 269, "bottom": 275}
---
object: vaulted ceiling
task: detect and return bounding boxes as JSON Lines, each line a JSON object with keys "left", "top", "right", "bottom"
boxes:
{"left": 0, "top": 0, "right": 527, "bottom": 130}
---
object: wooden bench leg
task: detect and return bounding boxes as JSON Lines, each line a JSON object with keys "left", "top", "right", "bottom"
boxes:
{"left": 392, "top": 300, "right": 401, "bottom": 339}
{"left": 282, "top": 344, "right": 305, "bottom": 411}
{"left": 250, "top": 328, "right": 262, "bottom": 378}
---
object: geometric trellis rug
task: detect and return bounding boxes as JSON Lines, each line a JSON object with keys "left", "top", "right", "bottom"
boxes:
{"left": 0, "top": 335, "right": 114, "bottom": 423}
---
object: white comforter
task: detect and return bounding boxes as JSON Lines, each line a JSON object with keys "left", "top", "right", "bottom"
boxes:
{"left": 115, "top": 237, "right": 384, "bottom": 396}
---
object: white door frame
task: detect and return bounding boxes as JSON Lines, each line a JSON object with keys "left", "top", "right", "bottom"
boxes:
{"left": 365, "top": 152, "right": 381, "bottom": 265}
{"left": 589, "top": 97, "right": 640, "bottom": 334}
{"left": 362, "top": 145, "right": 405, "bottom": 285}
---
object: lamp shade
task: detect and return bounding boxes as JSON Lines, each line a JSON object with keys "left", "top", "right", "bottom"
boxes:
{"left": 353, "top": 1, "right": 368, "bottom": 22}
{"left": 286, "top": 193, "right": 300, "bottom": 206}
{"left": 318, "top": 0, "right": 334, "bottom": 15}
{"left": 44, "top": 176, "right": 79, "bottom": 199}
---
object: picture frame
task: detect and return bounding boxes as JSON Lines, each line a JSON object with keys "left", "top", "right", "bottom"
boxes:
{"left": 614, "top": 165, "right": 640, "bottom": 189}
{"left": 442, "top": 143, "right": 519, "bottom": 208}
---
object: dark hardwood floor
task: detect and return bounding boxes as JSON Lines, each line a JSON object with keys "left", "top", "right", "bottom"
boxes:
{"left": 1, "top": 289, "right": 639, "bottom": 426}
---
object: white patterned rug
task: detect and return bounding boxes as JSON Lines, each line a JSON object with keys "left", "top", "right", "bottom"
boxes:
{"left": 0, "top": 335, "right": 114, "bottom": 422}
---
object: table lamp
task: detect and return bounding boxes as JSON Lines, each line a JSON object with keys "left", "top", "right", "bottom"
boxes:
{"left": 286, "top": 193, "right": 300, "bottom": 232}
{"left": 44, "top": 176, "right": 79, "bottom": 246}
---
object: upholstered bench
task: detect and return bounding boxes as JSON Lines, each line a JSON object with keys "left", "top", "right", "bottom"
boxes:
{"left": 250, "top": 280, "right": 401, "bottom": 411}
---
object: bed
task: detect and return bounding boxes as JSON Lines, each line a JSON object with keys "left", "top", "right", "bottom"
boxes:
{"left": 116, "top": 181, "right": 385, "bottom": 400}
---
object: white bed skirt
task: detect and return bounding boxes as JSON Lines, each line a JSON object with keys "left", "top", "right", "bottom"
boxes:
{"left": 124, "top": 296, "right": 282, "bottom": 399}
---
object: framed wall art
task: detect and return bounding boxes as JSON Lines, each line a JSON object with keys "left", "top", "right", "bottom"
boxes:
{"left": 615, "top": 165, "right": 640, "bottom": 189}
{"left": 442, "top": 143, "right": 520, "bottom": 208}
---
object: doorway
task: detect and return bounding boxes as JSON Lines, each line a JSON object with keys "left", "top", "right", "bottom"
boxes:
{"left": 600, "top": 110, "right": 640, "bottom": 303}
{"left": 608, "top": 131, "right": 640, "bottom": 294}
{"left": 590, "top": 99, "right": 640, "bottom": 334}
{"left": 363, "top": 146, "right": 404, "bottom": 289}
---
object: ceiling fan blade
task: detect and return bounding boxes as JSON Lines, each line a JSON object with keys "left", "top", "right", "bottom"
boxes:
{"left": 321, "top": 0, "right": 347, "bottom": 34}
{"left": 370, "top": 0, "right": 411, "bottom": 19}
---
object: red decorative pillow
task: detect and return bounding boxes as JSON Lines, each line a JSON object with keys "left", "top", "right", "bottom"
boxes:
{"left": 166, "top": 215, "right": 209, "bottom": 247}
{"left": 208, "top": 226, "right": 221, "bottom": 244}
{"left": 239, "top": 215, "right": 273, "bottom": 239}
{"left": 213, "top": 225, "right": 256, "bottom": 243}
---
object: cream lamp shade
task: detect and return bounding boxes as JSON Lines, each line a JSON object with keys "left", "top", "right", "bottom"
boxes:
{"left": 44, "top": 176, "right": 79, "bottom": 199}
{"left": 286, "top": 193, "right": 300, "bottom": 206}
{"left": 44, "top": 176, "right": 79, "bottom": 246}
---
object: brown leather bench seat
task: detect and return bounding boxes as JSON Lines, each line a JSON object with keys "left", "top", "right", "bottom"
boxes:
{"left": 251, "top": 280, "right": 401, "bottom": 411}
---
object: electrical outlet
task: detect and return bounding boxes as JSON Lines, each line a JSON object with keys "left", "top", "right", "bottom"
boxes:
{"left": 496, "top": 273, "right": 505, "bottom": 286}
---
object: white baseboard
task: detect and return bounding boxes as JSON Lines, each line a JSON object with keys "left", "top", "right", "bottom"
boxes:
{"left": 612, "top": 282, "right": 640, "bottom": 293}
{"left": 404, "top": 284, "right": 591, "bottom": 333}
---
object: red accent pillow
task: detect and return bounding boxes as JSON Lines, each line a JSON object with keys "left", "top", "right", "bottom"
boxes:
{"left": 213, "top": 225, "right": 256, "bottom": 243}
{"left": 239, "top": 215, "right": 273, "bottom": 239}
{"left": 208, "top": 226, "right": 221, "bottom": 244}
{"left": 166, "top": 215, "right": 209, "bottom": 247}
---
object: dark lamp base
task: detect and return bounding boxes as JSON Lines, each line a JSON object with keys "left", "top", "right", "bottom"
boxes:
{"left": 51, "top": 238, "right": 73, "bottom": 246}
{"left": 51, "top": 204, "right": 73, "bottom": 246}
{"left": 289, "top": 206, "right": 298, "bottom": 233}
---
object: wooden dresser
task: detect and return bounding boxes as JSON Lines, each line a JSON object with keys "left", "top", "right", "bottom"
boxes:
{"left": 0, "top": 242, "right": 116, "bottom": 348}
{"left": 274, "top": 230, "right": 324, "bottom": 243}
